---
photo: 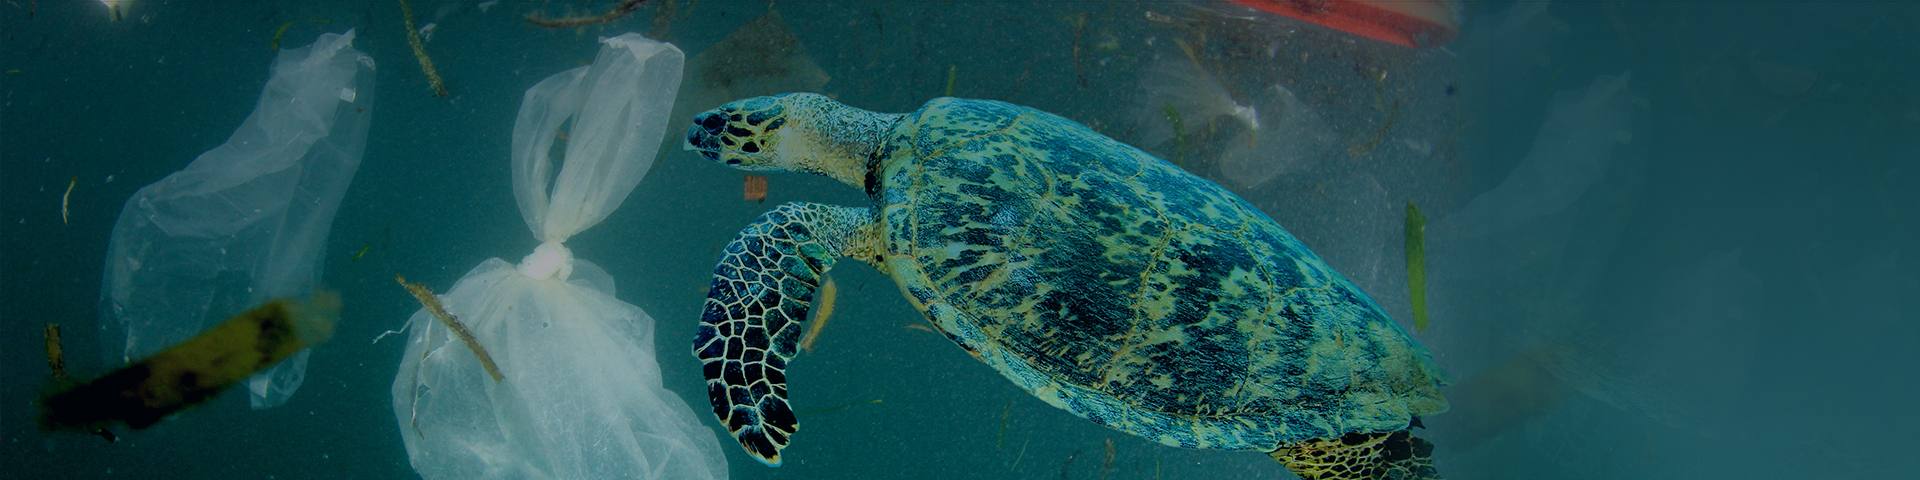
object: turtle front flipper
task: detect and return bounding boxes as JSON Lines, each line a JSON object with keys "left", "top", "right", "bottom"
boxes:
{"left": 694, "top": 202, "right": 879, "bottom": 466}
{"left": 1269, "top": 430, "right": 1442, "bottom": 480}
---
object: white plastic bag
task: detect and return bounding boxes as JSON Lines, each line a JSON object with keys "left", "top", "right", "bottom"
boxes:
{"left": 98, "top": 31, "right": 375, "bottom": 409}
{"left": 391, "top": 34, "right": 726, "bottom": 480}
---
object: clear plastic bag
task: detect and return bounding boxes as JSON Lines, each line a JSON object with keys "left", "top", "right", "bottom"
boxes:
{"left": 98, "top": 31, "right": 375, "bottom": 409}
{"left": 391, "top": 34, "right": 726, "bottom": 480}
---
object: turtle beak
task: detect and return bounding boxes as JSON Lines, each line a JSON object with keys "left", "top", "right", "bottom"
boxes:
{"left": 684, "top": 124, "right": 721, "bottom": 161}
{"left": 685, "top": 110, "right": 727, "bottom": 161}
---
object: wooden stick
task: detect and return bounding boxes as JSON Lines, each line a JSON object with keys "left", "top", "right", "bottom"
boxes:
{"left": 526, "top": 0, "right": 648, "bottom": 29}
{"left": 396, "top": 275, "right": 503, "bottom": 382}
{"left": 398, "top": 0, "right": 448, "bottom": 97}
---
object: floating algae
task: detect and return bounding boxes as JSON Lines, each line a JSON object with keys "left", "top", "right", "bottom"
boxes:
{"left": 398, "top": 0, "right": 448, "bottom": 97}
{"left": 60, "top": 176, "right": 74, "bottom": 224}
{"left": 798, "top": 276, "right": 837, "bottom": 353}
{"left": 1406, "top": 202, "right": 1429, "bottom": 331}
{"left": 945, "top": 64, "right": 958, "bottom": 97}
{"left": 396, "top": 275, "right": 502, "bottom": 382}
{"left": 996, "top": 399, "right": 1012, "bottom": 449}
{"left": 40, "top": 294, "right": 338, "bottom": 433}
{"left": 269, "top": 21, "right": 294, "bottom": 50}
{"left": 1059, "top": 448, "right": 1082, "bottom": 480}
{"left": 1349, "top": 99, "right": 1403, "bottom": 158}
{"left": 525, "top": 0, "right": 647, "bottom": 29}
{"left": 1101, "top": 439, "right": 1121, "bottom": 479}
{"left": 44, "top": 324, "right": 69, "bottom": 384}
{"left": 1068, "top": 12, "right": 1089, "bottom": 88}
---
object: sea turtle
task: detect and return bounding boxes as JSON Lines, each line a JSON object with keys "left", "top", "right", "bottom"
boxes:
{"left": 685, "top": 93, "right": 1450, "bottom": 479}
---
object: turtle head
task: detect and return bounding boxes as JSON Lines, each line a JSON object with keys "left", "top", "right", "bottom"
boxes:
{"left": 685, "top": 93, "right": 903, "bottom": 189}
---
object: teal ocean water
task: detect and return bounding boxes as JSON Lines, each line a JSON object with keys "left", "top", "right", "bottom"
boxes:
{"left": 3, "top": 1, "right": 1914, "bottom": 478}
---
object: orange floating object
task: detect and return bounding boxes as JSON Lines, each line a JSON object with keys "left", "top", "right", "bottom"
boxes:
{"left": 1231, "top": 0, "right": 1458, "bottom": 48}
{"left": 743, "top": 175, "right": 768, "bottom": 203}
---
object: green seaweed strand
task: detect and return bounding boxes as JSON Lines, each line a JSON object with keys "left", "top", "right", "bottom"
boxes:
{"left": 1162, "top": 103, "right": 1187, "bottom": 167}
{"left": 1404, "top": 202, "right": 1429, "bottom": 332}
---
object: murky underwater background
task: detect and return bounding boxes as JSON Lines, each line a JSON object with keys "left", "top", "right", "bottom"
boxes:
{"left": 3, "top": 1, "right": 1915, "bottom": 478}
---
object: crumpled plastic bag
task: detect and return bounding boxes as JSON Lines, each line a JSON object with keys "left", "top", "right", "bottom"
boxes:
{"left": 390, "top": 33, "right": 727, "bottom": 480}
{"left": 98, "top": 30, "right": 375, "bottom": 409}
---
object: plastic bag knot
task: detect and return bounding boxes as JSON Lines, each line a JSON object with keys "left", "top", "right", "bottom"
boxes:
{"left": 517, "top": 241, "right": 574, "bottom": 280}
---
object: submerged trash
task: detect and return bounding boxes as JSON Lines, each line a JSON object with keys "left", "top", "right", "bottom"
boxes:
{"left": 1405, "top": 201, "right": 1429, "bottom": 332}
{"left": 99, "top": 31, "right": 373, "bottom": 409}
{"left": 398, "top": 0, "right": 448, "bottom": 97}
{"left": 1131, "top": 40, "right": 1256, "bottom": 170}
{"left": 743, "top": 174, "right": 769, "bottom": 203}
{"left": 1212, "top": 81, "right": 1334, "bottom": 189}
{"left": 391, "top": 33, "right": 725, "bottom": 480}
{"left": 42, "top": 294, "right": 338, "bottom": 433}
{"left": 1228, "top": 0, "right": 1460, "bottom": 48}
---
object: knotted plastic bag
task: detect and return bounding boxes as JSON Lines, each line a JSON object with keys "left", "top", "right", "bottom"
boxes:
{"left": 390, "top": 34, "right": 726, "bottom": 480}
{"left": 98, "top": 31, "right": 374, "bottom": 409}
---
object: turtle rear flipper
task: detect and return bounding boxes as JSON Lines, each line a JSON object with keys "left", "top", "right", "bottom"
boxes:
{"left": 694, "top": 202, "right": 878, "bottom": 466}
{"left": 1269, "top": 430, "right": 1442, "bottom": 480}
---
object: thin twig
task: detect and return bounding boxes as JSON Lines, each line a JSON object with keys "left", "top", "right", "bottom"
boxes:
{"left": 398, "top": 0, "right": 448, "bottom": 97}
{"left": 526, "top": 0, "right": 648, "bottom": 29}
{"left": 396, "top": 275, "right": 503, "bottom": 382}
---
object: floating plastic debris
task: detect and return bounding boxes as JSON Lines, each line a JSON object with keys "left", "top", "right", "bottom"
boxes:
{"left": 99, "top": 31, "right": 373, "bottom": 409}
{"left": 743, "top": 174, "right": 768, "bottom": 203}
{"left": 1229, "top": 0, "right": 1459, "bottom": 48}
{"left": 42, "top": 294, "right": 338, "bottom": 433}
{"left": 391, "top": 34, "right": 725, "bottom": 480}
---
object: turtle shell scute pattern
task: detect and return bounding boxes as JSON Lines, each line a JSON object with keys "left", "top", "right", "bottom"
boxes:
{"left": 874, "top": 98, "right": 1448, "bottom": 450}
